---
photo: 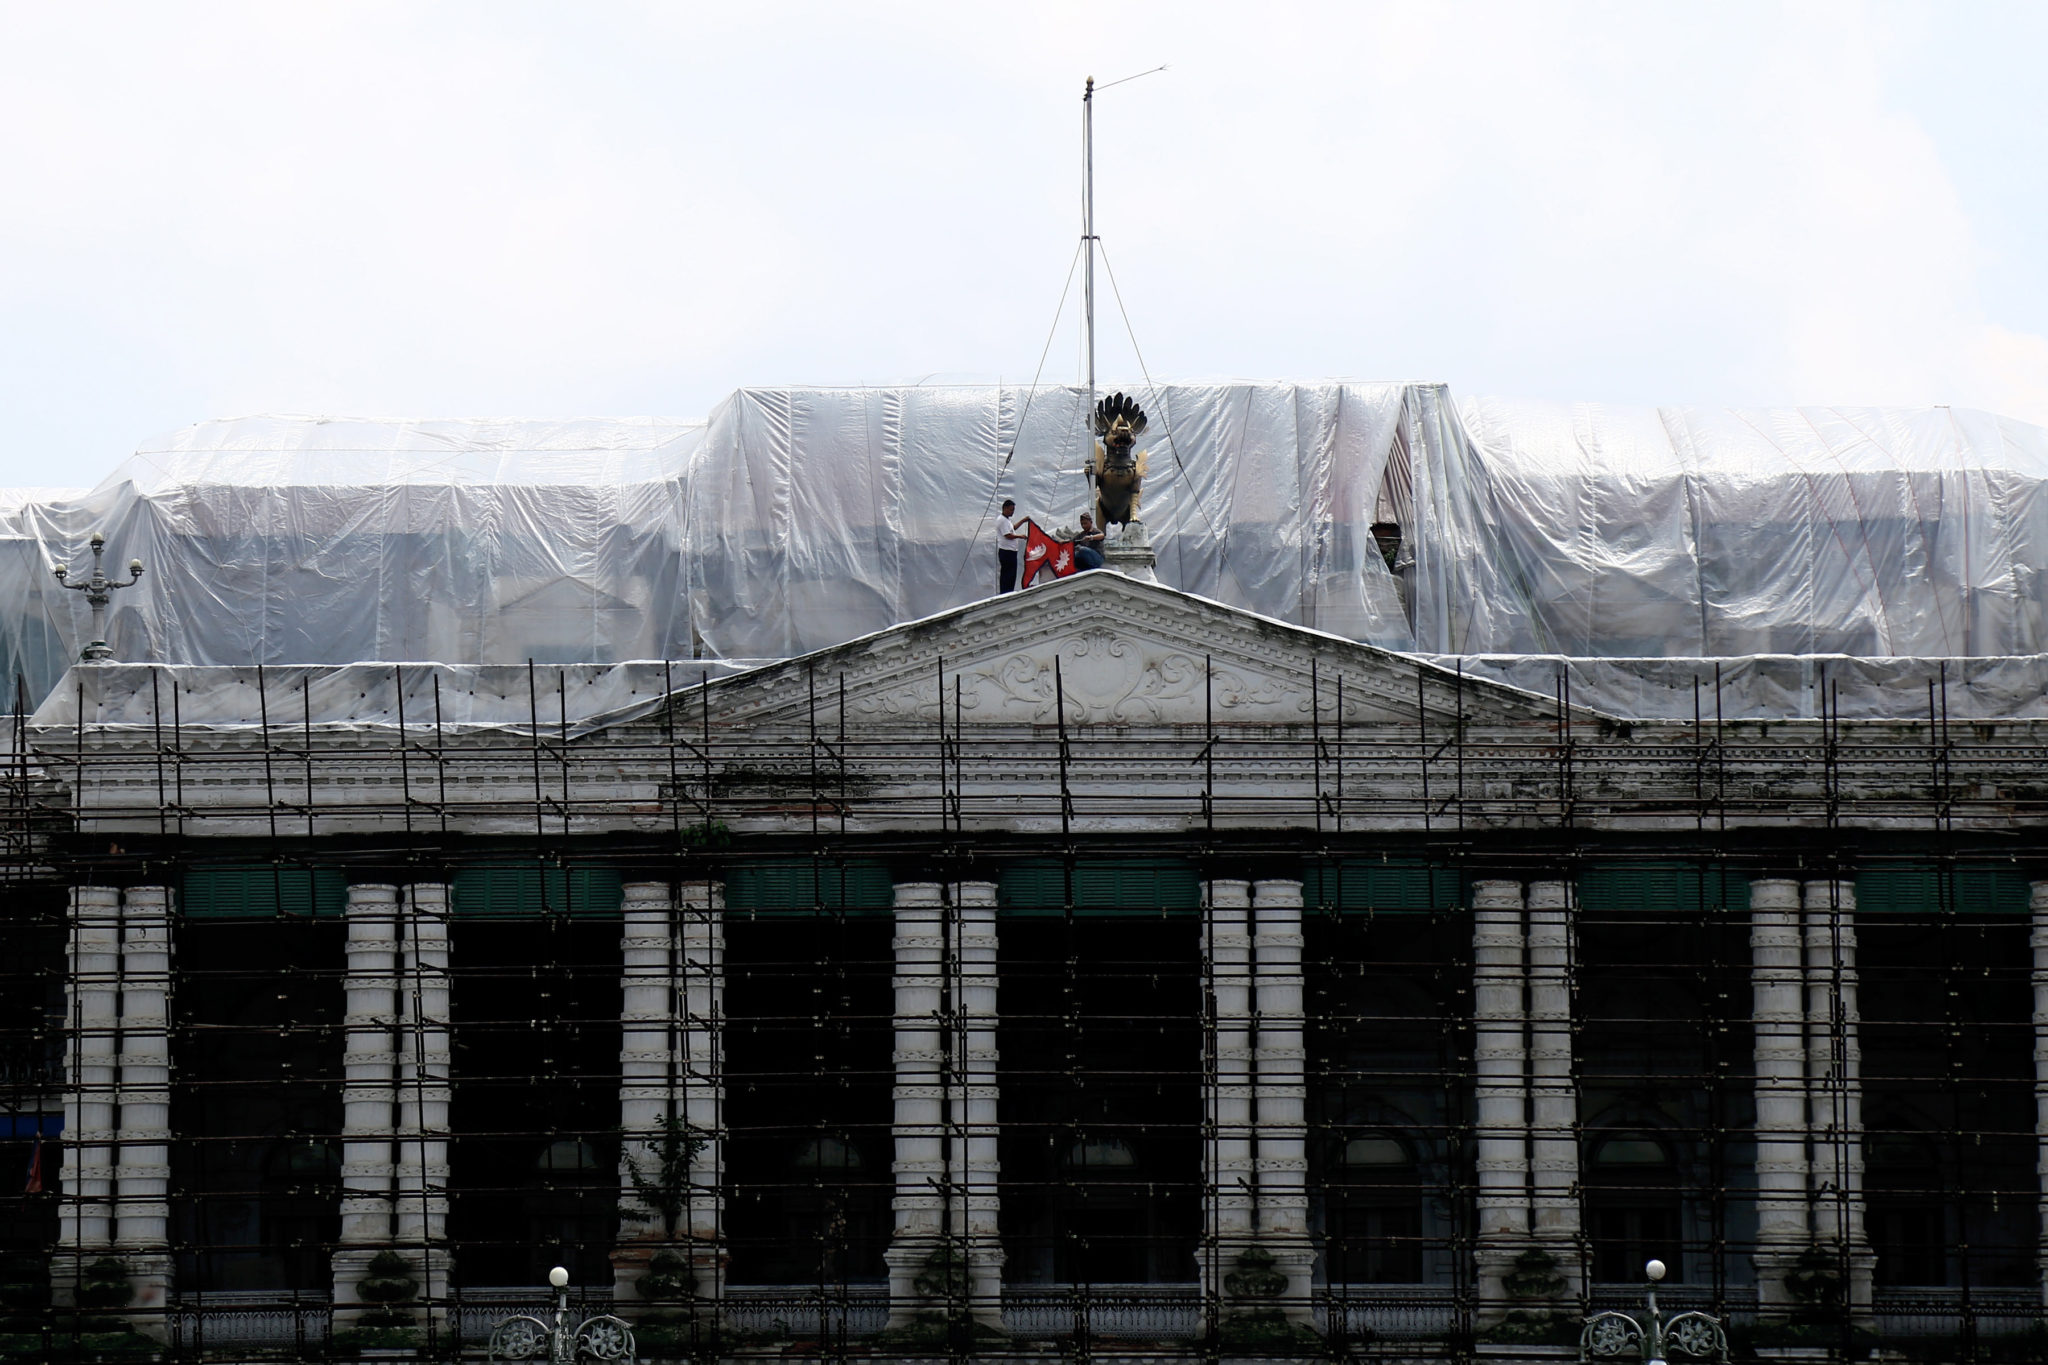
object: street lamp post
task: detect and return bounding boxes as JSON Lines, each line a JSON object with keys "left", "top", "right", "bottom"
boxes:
{"left": 486, "top": 1265, "right": 636, "bottom": 1363}
{"left": 1581, "top": 1259, "right": 1728, "bottom": 1365}
{"left": 52, "top": 531, "right": 143, "bottom": 662}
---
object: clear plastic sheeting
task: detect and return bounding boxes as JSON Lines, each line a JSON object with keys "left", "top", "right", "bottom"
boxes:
{"left": 29, "top": 659, "right": 765, "bottom": 735}
{"left": 0, "top": 416, "right": 704, "bottom": 707}
{"left": 1440, "top": 398, "right": 2048, "bottom": 658}
{"left": 1425, "top": 654, "right": 2048, "bottom": 722}
{"left": 682, "top": 383, "right": 1417, "bottom": 659}
{"left": 6, "top": 387, "right": 2048, "bottom": 718}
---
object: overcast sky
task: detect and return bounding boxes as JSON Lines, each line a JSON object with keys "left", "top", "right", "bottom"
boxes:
{"left": 5, "top": 0, "right": 2048, "bottom": 488}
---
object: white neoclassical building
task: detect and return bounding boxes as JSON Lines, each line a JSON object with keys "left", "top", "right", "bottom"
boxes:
{"left": 2, "top": 570, "right": 2046, "bottom": 1361}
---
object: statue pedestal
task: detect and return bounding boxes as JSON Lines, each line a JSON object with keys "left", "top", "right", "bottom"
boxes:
{"left": 1103, "top": 520, "right": 1158, "bottom": 584}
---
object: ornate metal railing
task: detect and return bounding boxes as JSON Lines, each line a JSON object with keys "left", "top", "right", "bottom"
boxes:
{"left": 1587, "top": 1283, "right": 1755, "bottom": 1325}
{"left": 718, "top": 1283, "right": 891, "bottom": 1338}
{"left": 169, "top": 1289, "right": 633, "bottom": 1354}
{"left": 1316, "top": 1285, "right": 1461, "bottom": 1340}
{"left": 1872, "top": 1287, "right": 2043, "bottom": 1339}
{"left": 1001, "top": 1284, "right": 1203, "bottom": 1340}
{"left": 130, "top": 1282, "right": 2048, "bottom": 1356}
{"left": 453, "top": 1297, "right": 557, "bottom": 1346}
{"left": 168, "top": 1297, "right": 330, "bottom": 1352}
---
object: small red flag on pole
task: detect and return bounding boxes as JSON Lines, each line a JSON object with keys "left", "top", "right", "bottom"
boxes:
{"left": 22, "top": 1132, "right": 43, "bottom": 1195}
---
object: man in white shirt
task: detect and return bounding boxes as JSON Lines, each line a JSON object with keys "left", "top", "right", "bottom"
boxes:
{"left": 995, "top": 499, "right": 1026, "bottom": 593}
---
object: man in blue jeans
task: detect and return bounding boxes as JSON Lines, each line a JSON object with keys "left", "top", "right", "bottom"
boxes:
{"left": 995, "top": 499, "right": 1025, "bottom": 592}
{"left": 1073, "top": 513, "right": 1107, "bottom": 571}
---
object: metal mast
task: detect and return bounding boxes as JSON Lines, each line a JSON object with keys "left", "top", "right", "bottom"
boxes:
{"left": 1083, "top": 75, "right": 1097, "bottom": 433}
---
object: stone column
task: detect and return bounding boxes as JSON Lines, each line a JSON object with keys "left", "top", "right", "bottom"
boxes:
{"left": 1803, "top": 877, "right": 1872, "bottom": 1316}
{"left": 677, "top": 880, "right": 725, "bottom": 1299}
{"left": 334, "top": 883, "right": 400, "bottom": 1324}
{"left": 886, "top": 881, "right": 1003, "bottom": 1333}
{"left": 1526, "top": 879, "right": 1582, "bottom": 1295}
{"left": 2031, "top": 881, "right": 2048, "bottom": 1310}
{"left": 56, "top": 887, "right": 119, "bottom": 1309}
{"left": 1750, "top": 878, "right": 1810, "bottom": 1313}
{"left": 113, "top": 886, "right": 174, "bottom": 1330}
{"left": 1200, "top": 878, "right": 1315, "bottom": 1329}
{"left": 1471, "top": 879, "right": 1532, "bottom": 1321}
{"left": 614, "top": 881, "right": 678, "bottom": 1307}
{"left": 333, "top": 882, "right": 449, "bottom": 1330}
{"left": 956, "top": 882, "right": 1004, "bottom": 1329}
{"left": 393, "top": 883, "right": 452, "bottom": 1317}
{"left": 1248, "top": 878, "right": 1314, "bottom": 1324}
{"left": 1201, "top": 880, "right": 1256, "bottom": 1311}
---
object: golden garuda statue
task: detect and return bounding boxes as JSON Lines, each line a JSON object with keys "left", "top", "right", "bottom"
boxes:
{"left": 1090, "top": 391, "right": 1149, "bottom": 529}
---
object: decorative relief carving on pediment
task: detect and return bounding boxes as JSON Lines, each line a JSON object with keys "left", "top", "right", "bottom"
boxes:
{"left": 842, "top": 624, "right": 1308, "bottom": 726}
{"left": 690, "top": 579, "right": 1564, "bottom": 732}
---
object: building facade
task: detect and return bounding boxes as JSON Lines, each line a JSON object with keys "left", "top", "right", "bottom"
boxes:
{"left": 1, "top": 571, "right": 2044, "bottom": 1360}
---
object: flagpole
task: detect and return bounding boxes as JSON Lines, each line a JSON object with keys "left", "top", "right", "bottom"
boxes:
{"left": 1082, "top": 76, "right": 1096, "bottom": 441}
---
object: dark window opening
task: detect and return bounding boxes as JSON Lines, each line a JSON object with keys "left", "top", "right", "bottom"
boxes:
{"left": 998, "top": 918, "right": 1202, "bottom": 1284}
{"left": 170, "top": 918, "right": 344, "bottom": 1292}
{"left": 723, "top": 914, "right": 892, "bottom": 1285}
{"left": 1576, "top": 898, "right": 1751, "bottom": 1287}
{"left": 1307, "top": 910, "right": 1471, "bottom": 1288}
{"left": 0, "top": 883, "right": 69, "bottom": 1288}
{"left": 1861, "top": 912, "right": 2034, "bottom": 1289}
{"left": 449, "top": 917, "right": 621, "bottom": 1288}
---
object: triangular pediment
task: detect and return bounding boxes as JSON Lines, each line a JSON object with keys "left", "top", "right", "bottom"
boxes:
{"left": 631, "top": 574, "right": 1593, "bottom": 733}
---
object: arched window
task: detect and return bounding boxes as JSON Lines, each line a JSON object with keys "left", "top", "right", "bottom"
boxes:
{"left": 527, "top": 1137, "right": 614, "bottom": 1287}
{"left": 536, "top": 1140, "right": 604, "bottom": 1174}
{"left": 1061, "top": 1136, "right": 1138, "bottom": 1171}
{"left": 1047, "top": 1131, "right": 1163, "bottom": 1283}
{"left": 1324, "top": 1130, "right": 1423, "bottom": 1283}
{"left": 1586, "top": 1131, "right": 1681, "bottom": 1283}
{"left": 792, "top": 1136, "right": 864, "bottom": 1171}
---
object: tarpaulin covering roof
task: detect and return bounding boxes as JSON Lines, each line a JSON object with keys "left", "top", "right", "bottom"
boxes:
{"left": 6, "top": 386, "right": 2048, "bottom": 719}
{"left": 0, "top": 415, "right": 703, "bottom": 705}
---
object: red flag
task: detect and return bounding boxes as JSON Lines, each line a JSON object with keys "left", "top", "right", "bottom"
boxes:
{"left": 1020, "top": 520, "right": 1078, "bottom": 588}
{"left": 22, "top": 1133, "right": 42, "bottom": 1195}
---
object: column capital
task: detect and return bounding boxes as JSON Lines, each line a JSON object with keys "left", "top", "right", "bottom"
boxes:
{"left": 1750, "top": 877, "right": 1802, "bottom": 910}
{"left": 1470, "top": 879, "right": 1524, "bottom": 911}
{"left": 675, "top": 879, "right": 724, "bottom": 911}
{"left": 1250, "top": 878, "right": 1304, "bottom": 907}
{"left": 1204, "top": 878, "right": 1252, "bottom": 907}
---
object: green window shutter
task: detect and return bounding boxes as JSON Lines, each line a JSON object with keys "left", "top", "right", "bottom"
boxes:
{"left": 1578, "top": 863, "right": 1747, "bottom": 912}
{"left": 1855, "top": 864, "right": 2028, "bottom": 915}
{"left": 723, "top": 859, "right": 894, "bottom": 915}
{"left": 998, "top": 858, "right": 1200, "bottom": 917}
{"left": 183, "top": 865, "right": 347, "bottom": 919}
{"left": 1304, "top": 860, "right": 1461, "bottom": 914}
{"left": 450, "top": 864, "right": 624, "bottom": 918}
